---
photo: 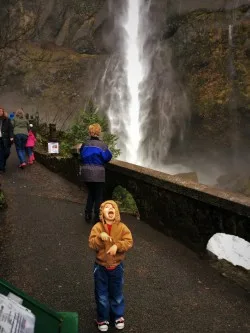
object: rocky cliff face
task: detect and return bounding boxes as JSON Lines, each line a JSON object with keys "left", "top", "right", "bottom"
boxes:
{"left": 35, "top": 0, "right": 108, "bottom": 54}
{"left": 165, "top": 2, "right": 250, "bottom": 163}
{"left": 0, "top": 0, "right": 109, "bottom": 125}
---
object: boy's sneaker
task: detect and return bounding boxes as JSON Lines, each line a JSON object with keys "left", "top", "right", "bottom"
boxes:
{"left": 115, "top": 317, "right": 125, "bottom": 330}
{"left": 96, "top": 320, "right": 109, "bottom": 332}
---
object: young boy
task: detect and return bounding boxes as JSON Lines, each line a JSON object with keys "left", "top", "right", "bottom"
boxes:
{"left": 89, "top": 200, "right": 133, "bottom": 332}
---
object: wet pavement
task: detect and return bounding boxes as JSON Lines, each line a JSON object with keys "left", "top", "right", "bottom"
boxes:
{"left": 0, "top": 149, "right": 250, "bottom": 333}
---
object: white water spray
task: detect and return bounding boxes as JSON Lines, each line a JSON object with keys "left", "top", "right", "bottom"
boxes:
{"left": 101, "top": 0, "right": 144, "bottom": 163}
{"left": 122, "top": 0, "right": 143, "bottom": 163}
{"left": 98, "top": 0, "right": 189, "bottom": 169}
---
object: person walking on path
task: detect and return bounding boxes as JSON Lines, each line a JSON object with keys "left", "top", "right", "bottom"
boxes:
{"left": 13, "top": 109, "right": 29, "bottom": 168}
{"left": 79, "top": 123, "right": 112, "bottom": 223}
{"left": 89, "top": 200, "right": 133, "bottom": 332}
{"left": 0, "top": 107, "right": 14, "bottom": 173}
{"left": 25, "top": 124, "right": 36, "bottom": 165}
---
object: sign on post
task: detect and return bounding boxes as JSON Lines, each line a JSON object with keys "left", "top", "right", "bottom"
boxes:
{"left": 48, "top": 142, "right": 59, "bottom": 154}
{"left": 0, "top": 293, "right": 36, "bottom": 333}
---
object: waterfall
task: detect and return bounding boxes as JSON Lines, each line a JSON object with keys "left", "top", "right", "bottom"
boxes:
{"left": 120, "top": 0, "right": 143, "bottom": 164}
{"left": 98, "top": 0, "right": 143, "bottom": 163}
{"left": 98, "top": 0, "right": 146, "bottom": 164}
{"left": 98, "top": 0, "right": 189, "bottom": 169}
{"left": 228, "top": 24, "right": 233, "bottom": 45}
{"left": 228, "top": 23, "right": 239, "bottom": 168}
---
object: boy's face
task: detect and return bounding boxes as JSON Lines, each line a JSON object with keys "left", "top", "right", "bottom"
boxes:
{"left": 103, "top": 203, "right": 115, "bottom": 223}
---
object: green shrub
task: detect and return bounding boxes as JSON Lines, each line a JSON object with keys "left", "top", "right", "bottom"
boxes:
{"left": 35, "top": 132, "right": 49, "bottom": 152}
{"left": 113, "top": 186, "right": 139, "bottom": 216}
{"left": 60, "top": 101, "right": 120, "bottom": 158}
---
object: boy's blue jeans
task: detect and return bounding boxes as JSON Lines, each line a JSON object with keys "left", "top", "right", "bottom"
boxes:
{"left": 94, "top": 263, "right": 124, "bottom": 322}
{"left": 14, "top": 134, "right": 28, "bottom": 164}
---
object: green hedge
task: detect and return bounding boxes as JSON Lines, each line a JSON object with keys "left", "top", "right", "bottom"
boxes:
{"left": 113, "top": 186, "right": 139, "bottom": 217}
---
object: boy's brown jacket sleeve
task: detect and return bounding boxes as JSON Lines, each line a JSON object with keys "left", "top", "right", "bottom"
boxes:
{"left": 89, "top": 223, "right": 105, "bottom": 250}
{"left": 115, "top": 225, "right": 133, "bottom": 252}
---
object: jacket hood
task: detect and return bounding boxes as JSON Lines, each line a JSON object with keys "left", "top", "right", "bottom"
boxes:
{"left": 99, "top": 200, "right": 121, "bottom": 224}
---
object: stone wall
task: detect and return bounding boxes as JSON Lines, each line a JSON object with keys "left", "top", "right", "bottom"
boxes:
{"left": 35, "top": 151, "right": 250, "bottom": 253}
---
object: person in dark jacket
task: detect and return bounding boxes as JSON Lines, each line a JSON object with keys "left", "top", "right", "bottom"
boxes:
{"left": 0, "top": 107, "right": 14, "bottom": 173}
{"left": 80, "top": 123, "right": 112, "bottom": 223}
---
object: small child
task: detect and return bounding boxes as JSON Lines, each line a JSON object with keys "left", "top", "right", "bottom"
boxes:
{"left": 89, "top": 200, "right": 133, "bottom": 332}
{"left": 25, "top": 124, "right": 36, "bottom": 165}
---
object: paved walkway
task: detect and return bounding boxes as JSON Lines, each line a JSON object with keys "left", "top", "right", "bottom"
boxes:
{"left": 0, "top": 150, "right": 250, "bottom": 333}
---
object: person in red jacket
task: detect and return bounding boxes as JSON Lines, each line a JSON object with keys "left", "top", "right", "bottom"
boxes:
{"left": 25, "top": 124, "right": 36, "bottom": 165}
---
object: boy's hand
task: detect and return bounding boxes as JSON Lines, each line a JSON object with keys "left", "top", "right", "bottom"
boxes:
{"left": 107, "top": 244, "right": 117, "bottom": 256}
{"left": 100, "top": 232, "right": 112, "bottom": 241}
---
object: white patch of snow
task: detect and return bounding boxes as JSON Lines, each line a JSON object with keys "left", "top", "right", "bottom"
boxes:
{"left": 207, "top": 233, "right": 250, "bottom": 270}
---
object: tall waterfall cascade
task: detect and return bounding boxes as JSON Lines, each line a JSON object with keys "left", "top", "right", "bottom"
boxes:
{"left": 121, "top": 0, "right": 143, "bottom": 163}
{"left": 103, "top": 0, "right": 145, "bottom": 164}
{"left": 98, "top": 0, "right": 190, "bottom": 168}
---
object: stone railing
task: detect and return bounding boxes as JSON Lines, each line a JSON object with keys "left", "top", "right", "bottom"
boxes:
{"left": 35, "top": 152, "right": 250, "bottom": 252}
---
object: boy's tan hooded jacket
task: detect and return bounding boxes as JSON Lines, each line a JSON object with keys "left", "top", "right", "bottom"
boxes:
{"left": 89, "top": 200, "right": 133, "bottom": 268}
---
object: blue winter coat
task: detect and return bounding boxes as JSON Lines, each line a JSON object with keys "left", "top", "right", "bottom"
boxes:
{"left": 79, "top": 137, "right": 112, "bottom": 182}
